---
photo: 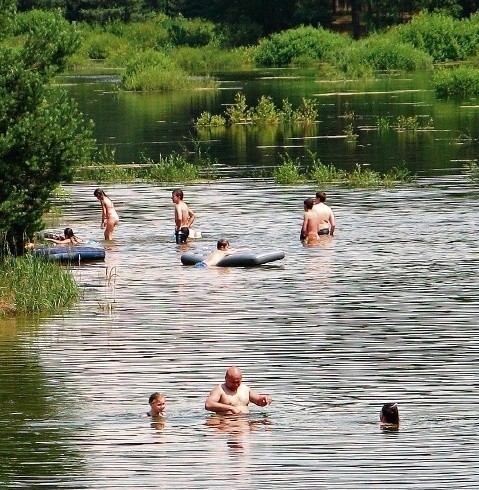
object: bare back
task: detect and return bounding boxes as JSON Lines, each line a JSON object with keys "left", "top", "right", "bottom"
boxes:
{"left": 174, "top": 201, "right": 192, "bottom": 229}
{"left": 312, "top": 202, "right": 335, "bottom": 231}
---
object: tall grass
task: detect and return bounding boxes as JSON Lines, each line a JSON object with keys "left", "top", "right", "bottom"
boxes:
{"left": 0, "top": 254, "right": 81, "bottom": 315}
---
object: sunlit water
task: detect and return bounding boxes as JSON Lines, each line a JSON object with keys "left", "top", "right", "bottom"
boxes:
{"left": 2, "top": 179, "right": 479, "bottom": 488}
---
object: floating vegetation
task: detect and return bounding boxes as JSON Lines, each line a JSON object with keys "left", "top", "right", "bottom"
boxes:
{"left": 195, "top": 92, "right": 318, "bottom": 127}
{"left": 274, "top": 152, "right": 414, "bottom": 187}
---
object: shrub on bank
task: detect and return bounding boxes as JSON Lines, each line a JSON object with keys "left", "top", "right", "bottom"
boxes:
{"left": 254, "top": 25, "right": 351, "bottom": 67}
{"left": 334, "top": 34, "right": 433, "bottom": 76}
{"left": 393, "top": 12, "right": 479, "bottom": 62}
{"left": 433, "top": 66, "right": 479, "bottom": 98}
{"left": 0, "top": 254, "right": 80, "bottom": 315}
{"left": 122, "top": 49, "right": 217, "bottom": 91}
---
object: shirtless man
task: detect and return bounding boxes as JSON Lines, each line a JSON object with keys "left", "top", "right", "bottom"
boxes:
{"left": 312, "top": 191, "right": 336, "bottom": 236}
{"left": 301, "top": 198, "right": 322, "bottom": 245}
{"left": 171, "top": 189, "right": 196, "bottom": 244}
{"left": 205, "top": 366, "right": 272, "bottom": 415}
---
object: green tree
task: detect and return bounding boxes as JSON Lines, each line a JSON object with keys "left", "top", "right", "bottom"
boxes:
{"left": 0, "top": 6, "right": 94, "bottom": 254}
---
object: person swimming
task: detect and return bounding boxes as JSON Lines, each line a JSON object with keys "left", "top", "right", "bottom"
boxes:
{"left": 380, "top": 402, "right": 399, "bottom": 428}
{"left": 44, "top": 227, "right": 83, "bottom": 245}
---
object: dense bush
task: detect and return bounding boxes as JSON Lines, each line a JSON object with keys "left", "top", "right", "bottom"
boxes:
{"left": 167, "top": 16, "right": 217, "bottom": 47}
{"left": 393, "top": 12, "right": 479, "bottom": 62}
{"left": 433, "top": 66, "right": 479, "bottom": 97}
{"left": 253, "top": 25, "right": 351, "bottom": 67}
{"left": 334, "top": 34, "right": 433, "bottom": 76}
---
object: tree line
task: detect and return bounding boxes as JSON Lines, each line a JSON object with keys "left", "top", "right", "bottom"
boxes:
{"left": 16, "top": 1, "right": 479, "bottom": 41}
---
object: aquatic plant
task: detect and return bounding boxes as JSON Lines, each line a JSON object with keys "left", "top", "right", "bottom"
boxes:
{"left": 140, "top": 153, "right": 200, "bottom": 182}
{"left": 196, "top": 111, "right": 227, "bottom": 127}
{"left": 377, "top": 116, "right": 391, "bottom": 132}
{"left": 273, "top": 154, "right": 306, "bottom": 185}
{"left": 464, "top": 161, "right": 479, "bottom": 180}
{"left": 274, "top": 152, "right": 414, "bottom": 187}
{"left": 343, "top": 123, "right": 358, "bottom": 141}
{"left": 396, "top": 115, "right": 420, "bottom": 131}
{"left": 307, "top": 154, "right": 346, "bottom": 185}
{"left": 197, "top": 93, "right": 318, "bottom": 127}
{"left": 0, "top": 254, "right": 80, "bottom": 315}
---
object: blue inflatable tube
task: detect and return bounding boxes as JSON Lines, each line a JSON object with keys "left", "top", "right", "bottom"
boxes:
{"left": 33, "top": 245, "right": 105, "bottom": 263}
{"left": 181, "top": 250, "right": 285, "bottom": 267}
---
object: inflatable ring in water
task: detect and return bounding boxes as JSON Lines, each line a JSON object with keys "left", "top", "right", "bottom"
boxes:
{"left": 181, "top": 251, "right": 285, "bottom": 267}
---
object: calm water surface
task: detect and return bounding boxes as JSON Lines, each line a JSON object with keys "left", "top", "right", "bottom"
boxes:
{"left": 2, "top": 179, "right": 479, "bottom": 488}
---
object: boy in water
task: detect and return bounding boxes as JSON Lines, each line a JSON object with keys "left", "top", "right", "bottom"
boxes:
{"left": 171, "top": 189, "right": 196, "bottom": 244}
{"left": 197, "top": 239, "right": 240, "bottom": 267}
{"left": 301, "top": 198, "right": 321, "bottom": 245}
{"left": 147, "top": 392, "right": 166, "bottom": 417}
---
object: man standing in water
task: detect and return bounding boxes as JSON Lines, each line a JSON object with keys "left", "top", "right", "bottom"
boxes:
{"left": 312, "top": 191, "right": 336, "bottom": 236}
{"left": 205, "top": 366, "right": 272, "bottom": 415}
{"left": 171, "top": 188, "right": 196, "bottom": 244}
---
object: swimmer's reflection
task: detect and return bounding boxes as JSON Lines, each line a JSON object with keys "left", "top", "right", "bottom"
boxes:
{"left": 206, "top": 414, "right": 272, "bottom": 452}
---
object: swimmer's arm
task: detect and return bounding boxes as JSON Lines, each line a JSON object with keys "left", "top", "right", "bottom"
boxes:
{"left": 249, "top": 389, "right": 272, "bottom": 407}
{"left": 187, "top": 208, "right": 196, "bottom": 227}
{"left": 301, "top": 213, "right": 309, "bottom": 236}
{"left": 330, "top": 210, "right": 336, "bottom": 235}
{"left": 205, "top": 387, "right": 240, "bottom": 415}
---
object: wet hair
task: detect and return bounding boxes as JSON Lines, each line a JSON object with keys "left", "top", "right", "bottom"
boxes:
{"left": 94, "top": 188, "right": 106, "bottom": 198}
{"left": 315, "top": 191, "right": 327, "bottom": 202}
{"left": 380, "top": 403, "right": 399, "bottom": 425}
{"left": 217, "top": 239, "right": 229, "bottom": 250}
{"left": 304, "top": 198, "right": 314, "bottom": 210}
{"left": 149, "top": 392, "right": 165, "bottom": 404}
{"left": 172, "top": 188, "right": 184, "bottom": 199}
{"left": 63, "top": 227, "right": 75, "bottom": 238}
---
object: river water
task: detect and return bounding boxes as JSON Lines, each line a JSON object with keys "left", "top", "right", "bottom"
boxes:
{"left": 2, "top": 177, "right": 479, "bottom": 488}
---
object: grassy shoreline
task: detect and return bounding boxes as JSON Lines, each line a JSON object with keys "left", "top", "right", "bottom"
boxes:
{"left": 0, "top": 254, "right": 81, "bottom": 316}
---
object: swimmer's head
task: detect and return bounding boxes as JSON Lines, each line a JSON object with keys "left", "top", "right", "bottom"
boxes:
{"left": 94, "top": 188, "right": 105, "bottom": 199}
{"left": 171, "top": 188, "right": 184, "bottom": 200}
{"left": 380, "top": 403, "right": 399, "bottom": 426}
{"left": 149, "top": 392, "right": 166, "bottom": 416}
{"left": 304, "top": 198, "right": 314, "bottom": 210}
{"left": 217, "top": 239, "right": 229, "bottom": 250}
{"left": 315, "top": 191, "right": 327, "bottom": 202}
{"left": 63, "top": 227, "right": 74, "bottom": 238}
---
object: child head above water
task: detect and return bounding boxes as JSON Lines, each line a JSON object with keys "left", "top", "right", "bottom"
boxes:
{"left": 217, "top": 239, "right": 230, "bottom": 250}
{"left": 148, "top": 392, "right": 166, "bottom": 417}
